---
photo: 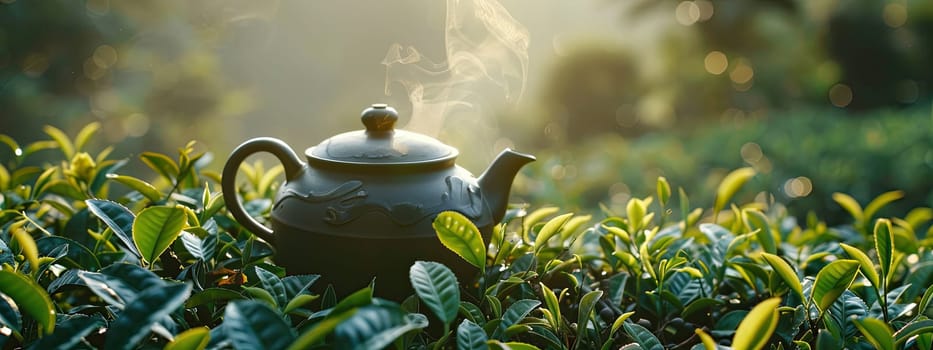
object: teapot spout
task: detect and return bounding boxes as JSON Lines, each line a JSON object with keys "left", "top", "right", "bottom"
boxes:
{"left": 478, "top": 149, "right": 535, "bottom": 223}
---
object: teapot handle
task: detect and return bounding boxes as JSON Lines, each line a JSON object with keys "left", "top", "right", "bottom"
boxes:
{"left": 221, "top": 137, "right": 305, "bottom": 244}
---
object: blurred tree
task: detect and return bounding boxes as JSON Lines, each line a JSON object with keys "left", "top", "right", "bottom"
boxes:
{"left": 825, "top": 0, "right": 933, "bottom": 109}
{"left": 0, "top": 0, "right": 256, "bottom": 156}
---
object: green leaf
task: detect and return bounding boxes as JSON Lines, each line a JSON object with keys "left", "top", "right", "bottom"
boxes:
{"left": 540, "top": 283, "right": 561, "bottom": 330}
{"left": 626, "top": 198, "right": 647, "bottom": 231}
{"left": 85, "top": 199, "right": 141, "bottom": 258}
{"left": 457, "top": 319, "right": 489, "bottom": 350}
{"left": 874, "top": 219, "right": 894, "bottom": 287}
{"left": 864, "top": 191, "right": 904, "bottom": 221}
{"left": 140, "top": 152, "right": 179, "bottom": 183}
{"left": 576, "top": 290, "right": 603, "bottom": 342}
{"left": 610, "top": 311, "right": 634, "bottom": 337}
{"left": 694, "top": 328, "right": 717, "bottom": 350}
{"left": 657, "top": 176, "right": 671, "bottom": 206}
{"left": 839, "top": 243, "right": 881, "bottom": 289}
{"left": 919, "top": 287, "right": 933, "bottom": 319}
{"left": 760, "top": 253, "right": 803, "bottom": 300}
{"left": 0, "top": 270, "right": 55, "bottom": 335}
{"left": 255, "top": 267, "right": 288, "bottom": 310}
{"left": 743, "top": 209, "right": 777, "bottom": 254}
{"left": 104, "top": 283, "right": 191, "bottom": 350}
{"left": 333, "top": 305, "right": 428, "bottom": 349}
{"left": 284, "top": 294, "right": 319, "bottom": 314}
{"left": 164, "top": 327, "right": 210, "bottom": 350}
{"left": 622, "top": 322, "right": 663, "bottom": 350}
{"left": 488, "top": 341, "right": 541, "bottom": 350}
{"left": 0, "top": 163, "right": 9, "bottom": 190}
{"left": 433, "top": 211, "right": 486, "bottom": 269}
{"left": 43, "top": 125, "right": 75, "bottom": 158}
{"left": 223, "top": 300, "right": 296, "bottom": 350}
{"left": 409, "top": 261, "right": 460, "bottom": 326}
{"left": 497, "top": 299, "right": 541, "bottom": 339}
{"left": 0, "top": 295, "right": 21, "bottom": 333}
{"left": 534, "top": 213, "right": 574, "bottom": 253}
{"left": 894, "top": 319, "right": 933, "bottom": 346}
{"left": 106, "top": 174, "right": 162, "bottom": 202}
{"left": 713, "top": 167, "right": 756, "bottom": 216}
{"left": 832, "top": 192, "right": 864, "bottom": 222}
{"left": 133, "top": 206, "right": 187, "bottom": 264}
{"left": 27, "top": 315, "right": 103, "bottom": 350}
{"left": 852, "top": 317, "right": 894, "bottom": 350}
{"left": 73, "top": 122, "right": 100, "bottom": 153}
{"left": 330, "top": 287, "right": 372, "bottom": 317}
{"left": 11, "top": 223, "right": 39, "bottom": 274}
{"left": 287, "top": 309, "right": 356, "bottom": 350}
{"left": 811, "top": 259, "right": 860, "bottom": 315}
{"left": 732, "top": 297, "right": 781, "bottom": 350}
{"left": 185, "top": 288, "right": 245, "bottom": 308}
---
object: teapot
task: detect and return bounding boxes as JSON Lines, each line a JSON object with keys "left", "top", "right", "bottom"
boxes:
{"left": 221, "top": 104, "right": 534, "bottom": 298}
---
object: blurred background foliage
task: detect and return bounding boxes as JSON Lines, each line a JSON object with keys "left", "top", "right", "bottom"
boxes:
{"left": 1, "top": 0, "right": 931, "bottom": 224}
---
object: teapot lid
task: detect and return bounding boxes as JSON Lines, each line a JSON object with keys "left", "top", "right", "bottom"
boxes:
{"left": 305, "top": 104, "right": 458, "bottom": 170}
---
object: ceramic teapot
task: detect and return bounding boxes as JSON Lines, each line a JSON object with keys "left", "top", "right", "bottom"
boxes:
{"left": 221, "top": 104, "right": 534, "bottom": 298}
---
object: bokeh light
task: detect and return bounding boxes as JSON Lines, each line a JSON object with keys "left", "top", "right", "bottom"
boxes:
{"left": 883, "top": 3, "right": 908, "bottom": 28}
{"left": 704, "top": 51, "right": 728, "bottom": 75}
{"left": 784, "top": 177, "right": 813, "bottom": 198}
{"left": 828, "top": 83, "right": 853, "bottom": 108}
{"left": 675, "top": 1, "right": 701, "bottom": 26}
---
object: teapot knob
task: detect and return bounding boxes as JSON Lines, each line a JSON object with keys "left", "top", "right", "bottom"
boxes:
{"left": 361, "top": 104, "right": 398, "bottom": 133}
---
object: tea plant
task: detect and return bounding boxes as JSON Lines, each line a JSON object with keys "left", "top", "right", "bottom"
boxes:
{"left": 1, "top": 125, "right": 931, "bottom": 349}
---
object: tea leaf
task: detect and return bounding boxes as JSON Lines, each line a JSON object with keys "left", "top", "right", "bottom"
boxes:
{"left": 864, "top": 191, "right": 904, "bottom": 221}
{"left": 140, "top": 152, "right": 180, "bottom": 183}
{"left": 832, "top": 192, "right": 863, "bottom": 222}
{"left": 534, "top": 213, "right": 573, "bottom": 253}
{"left": 874, "top": 219, "right": 894, "bottom": 287}
{"left": 622, "top": 322, "right": 663, "bottom": 350}
{"left": 523, "top": 207, "right": 560, "bottom": 240}
{"left": 893, "top": 319, "right": 933, "bottom": 346}
{"left": 433, "top": 211, "right": 486, "bottom": 269}
{"left": 743, "top": 208, "right": 777, "bottom": 254}
{"left": 222, "top": 300, "right": 296, "bottom": 350}
{"left": 457, "top": 319, "right": 489, "bottom": 350}
{"left": 43, "top": 125, "right": 74, "bottom": 158}
{"left": 497, "top": 299, "right": 541, "bottom": 339}
{"left": 576, "top": 290, "right": 603, "bottom": 344}
{"left": 732, "top": 297, "right": 781, "bottom": 350}
{"left": 11, "top": 223, "right": 39, "bottom": 275}
{"left": 657, "top": 176, "right": 671, "bottom": 207}
{"left": 760, "top": 253, "right": 803, "bottom": 300}
{"left": 333, "top": 306, "right": 427, "bottom": 349}
{"left": 839, "top": 243, "right": 880, "bottom": 288}
{"left": 255, "top": 267, "right": 287, "bottom": 310}
{"left": 410, "top": 261, "right": 460, "bottom": 326}
{"left": 0, "top": 270, "right": 55, "bottom": 335}
{"left": 610, "top": 311, "right": 634, "bottom": 337}
{"left": 85, "top": 199, "right": 141, "bottom": 258}
{"left": 694, "top": 328, "right": 717, "bottom": 350}
{"left": 106, "top": 174, "right": 162, "bottom": 202}
{"left": 811, "top": 259, "right": 859, "bottom": 315}
{"left": 165, "top": 327, "right": 210, "bottom": 350}
{"left": 487, "top": 341, "right": 540, "bottom": 350}
{"left": 540, "top": 283, "right": 561, "bottom": 330}
{"left": 133, "top": 206, "right": 186, "bottom": 265}
{"left": 713, "top": 167, "right": 756, "bottom": 217}
{"left": 104, "top": 283, "right": 191, "bottom": 350}
{"left": 27, "top": 314, "right": 103, "bottom": 349}
{"left": 73, "top": 122, "right": 101, "bottom": 153}
{"left": 852, "top": 317, "right": 894, "bottom": 350}
{"left": 288, "top": 309, "right": 356, "bottom": 350}
{"left": 627, "top": 198, "right": 647, "bottom": 231}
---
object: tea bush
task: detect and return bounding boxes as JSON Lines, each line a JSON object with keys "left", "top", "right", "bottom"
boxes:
{"left": 518, "top": 106, "right": 932, "bottom": 224}
{"left": 1, "top": 124, "right": 932, "bottom": 349}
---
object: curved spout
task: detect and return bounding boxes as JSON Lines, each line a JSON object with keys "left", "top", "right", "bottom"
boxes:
{"left": 478, "top": 148, "right": 535, "bottom": 223}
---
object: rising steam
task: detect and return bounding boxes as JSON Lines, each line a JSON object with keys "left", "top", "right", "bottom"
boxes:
{"left": 382, "top": 0, "right": 530, "bottom": 137}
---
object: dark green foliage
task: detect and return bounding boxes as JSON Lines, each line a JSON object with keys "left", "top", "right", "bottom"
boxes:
{"left": 0, "top": 126, "right": 931, "bottom": 349}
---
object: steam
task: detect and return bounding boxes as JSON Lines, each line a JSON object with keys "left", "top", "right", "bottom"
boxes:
{"left": 382, "top": 0, "right": 530, "bottom": 137}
